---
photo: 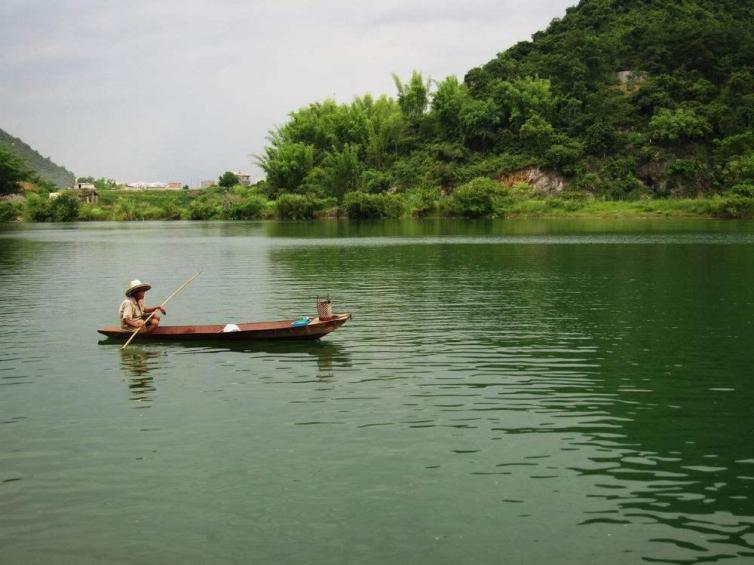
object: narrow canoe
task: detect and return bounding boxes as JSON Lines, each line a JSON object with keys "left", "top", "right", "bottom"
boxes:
{"left": 98, "top": 313, "right": 351, "bottom": 342}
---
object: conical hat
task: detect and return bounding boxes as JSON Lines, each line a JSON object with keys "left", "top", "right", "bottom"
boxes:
{"left": 125, "top": 279, "right": 151, "bottom": 296}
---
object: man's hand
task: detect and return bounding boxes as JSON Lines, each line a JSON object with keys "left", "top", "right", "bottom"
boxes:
{"left": 159, "top": 306, "right": 167, "bottom": 315}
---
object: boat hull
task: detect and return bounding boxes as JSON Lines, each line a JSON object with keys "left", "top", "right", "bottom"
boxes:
{"left": 98, "top": 313, "right": 351, "bottom": 342}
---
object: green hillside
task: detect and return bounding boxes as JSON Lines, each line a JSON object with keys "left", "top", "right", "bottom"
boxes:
{"left": 259, "top": 0, "right": 754, "bottom": 205}
{"left": 0, "top": 128, "right": 75, "bottom": 188}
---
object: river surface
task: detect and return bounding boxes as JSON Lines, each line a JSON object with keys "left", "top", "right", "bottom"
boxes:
{"left": 1, "top": 219, "right": 753, "bottom": 564}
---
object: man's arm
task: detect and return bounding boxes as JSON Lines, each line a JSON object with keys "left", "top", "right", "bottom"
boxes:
{"left": 143, "top": 305, "right": 167, "bottom": 315}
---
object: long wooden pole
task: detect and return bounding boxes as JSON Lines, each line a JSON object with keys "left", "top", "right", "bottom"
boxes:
{"left": 121, "top": 271, "right": 201, "bottom": 350}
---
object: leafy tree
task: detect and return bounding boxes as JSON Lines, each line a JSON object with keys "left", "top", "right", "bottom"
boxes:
{"left": 545, "top": 136, "right": 585, "bottom": 174}
{"left": 50, "top": 191, "right": 80, "bottom": 221}
{"left": 459, "top": 98, "right": 500, "bottom": 150}
{"left": 94, "top": 177, "right": 118, "bottom": 190}
{"left": 218, "top": 171, "right": 240, "bottom": 189}
{"left": 0, "top": 148, "right": 32, "bottom": 195}
{"left": 491, "top": 77, "right": 555, "bottom": 131}
{"left": 431, "top": 76, "right": 469, "bottom": 140}
{"left": 717, "top": 71, "right": 754, "bottom": 135}
{"left": 649, "top": 108, "right": 712, "bottom": 144}
{"left": 0, "top": 201, "right": 20, "bottom": 222}
{"left": 363, "top": 97, "right": 404, "bottom": 167}
{"left": 275, "top": 194, "right": 335, "bottom": 220}
{"left": 393, "top": 71, "right": 430, "bottom": 120}
{"left": 361, "top": 170, "right": 393, "bottom": 193}
{"left": 445, "top": 177, "right": 505, "bottom": 218}
{"left": 665, "top": 159, "right": 698, "bottom": 192}
{"left": 23, "top": 193, "right": 52, "bottom": 221}
{"left": 223, "top": 195, "right": 268, "bottom": 220}
{"left": 24, "top": 191, "right": 81, "bottom": 221}
{"left": 319, "top": 144, "right": 362, "bottom": 201}
{"left": 714, "top": 133, "right": 754, "bottom": 163}
{"left": 731, "top": 184, "right": 754, "bottom": 197}
{"left": 519, "top": 113, "right": 555, "bottom": 155}
{"left": 259, "top": 142, "right": 315, "bottom": 196}
{"left": 584, "top": 122, "right": 618, "bottom": 157}
{"left": 725, "top": 152, "right": 754, "bottom": 186}
{"left": 342, "top": 192, "right": 402, "bottom": 219}
{"left": 188, "top": 198, "right": 222, "bottom": 220}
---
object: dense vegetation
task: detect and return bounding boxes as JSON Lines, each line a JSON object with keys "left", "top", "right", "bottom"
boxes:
{"left": 3, "top": 0, "right": 754, "bottom": 222}
{"left": 0, "top": 128, "right": 75, "bottom": 188}
{"left": 0, "top": 148, "right": 33, "bottom": 196}
{"left": 3, "top": 186, "right": 335, "bottom": 223}
{"left": 257, "top": 0, "right": 754, "bottom": 210}
{"left": 4, "top": 182, "right": 754, "bottom": 225}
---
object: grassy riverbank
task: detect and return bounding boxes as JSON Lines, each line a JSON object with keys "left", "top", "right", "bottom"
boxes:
{"left": 502, "top": 196, "right": 754, "bottom": 219}
{"left": 3, "top": 182, "right": 754, "bottom": 222}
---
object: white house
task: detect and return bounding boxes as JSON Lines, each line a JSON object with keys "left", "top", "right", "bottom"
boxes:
{"left": 232, "top": 171, "right": 251, "bottom": 186}
{"left": 125, "top": 182, "right": 169, "bottom": 190}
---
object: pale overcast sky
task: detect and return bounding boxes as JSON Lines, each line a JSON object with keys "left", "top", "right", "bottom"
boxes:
{"left": 1, "top": 0, "right": 575, "bottom": 185}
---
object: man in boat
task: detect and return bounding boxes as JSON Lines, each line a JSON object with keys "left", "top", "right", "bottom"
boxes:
{"left": 119, "top": 280, "right": 166, "bottom": 333}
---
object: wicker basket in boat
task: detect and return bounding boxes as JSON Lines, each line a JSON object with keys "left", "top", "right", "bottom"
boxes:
{"left": 316, "top": 297, "right": 333, "bottom": 320}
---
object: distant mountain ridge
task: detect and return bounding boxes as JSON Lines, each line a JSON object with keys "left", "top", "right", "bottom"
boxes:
{"left": 0, "top": 128, "right": 75, "bottom": 188}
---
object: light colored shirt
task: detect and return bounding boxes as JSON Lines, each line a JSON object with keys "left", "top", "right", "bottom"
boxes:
{"left": 119, "top": 296, "right": 145, "bottom": 328}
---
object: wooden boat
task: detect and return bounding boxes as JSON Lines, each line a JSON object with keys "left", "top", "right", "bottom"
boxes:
{"left": 98, "top": 313, "right": 351, "bottom": 342}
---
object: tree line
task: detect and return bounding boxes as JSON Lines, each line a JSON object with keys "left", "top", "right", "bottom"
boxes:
{"left": 3, "top": 0, "right": 753, "bottom": 221}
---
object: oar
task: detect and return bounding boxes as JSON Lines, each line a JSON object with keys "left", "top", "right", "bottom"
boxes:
{"left": 121, "top": 271, "right": 201, "bottom": 350}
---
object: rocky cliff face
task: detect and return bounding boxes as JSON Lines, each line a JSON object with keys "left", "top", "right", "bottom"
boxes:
{"left": 499, "top": 168, "right": 568, "bottom": 196}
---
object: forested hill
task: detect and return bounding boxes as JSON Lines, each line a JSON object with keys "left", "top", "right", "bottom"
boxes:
{"left": 260, "top": 0, "right": 754, "bottom": 202}
{"left": 0, "top": 128, "right": 75, "bottom": 188}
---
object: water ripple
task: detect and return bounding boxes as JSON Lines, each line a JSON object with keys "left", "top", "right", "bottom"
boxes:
{"left": 1, "top": 220, "right": 754, "bottom": 564}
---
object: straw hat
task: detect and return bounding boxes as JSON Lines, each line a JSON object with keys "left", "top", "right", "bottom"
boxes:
{"left": 125, "top": 279, "right": 151, "bottom": 296}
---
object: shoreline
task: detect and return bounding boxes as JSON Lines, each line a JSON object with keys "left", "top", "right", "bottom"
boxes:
{"left": 3, "top": 188, "right": 754, "bottom": 223}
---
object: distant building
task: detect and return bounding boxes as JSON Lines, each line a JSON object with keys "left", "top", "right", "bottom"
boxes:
{"left": 616, "top": 70, "right": 648, "bottom": 94}
{"left": 232, "top": 171, "right": 251, "bottom": 186}
{"left": 166, "top": 182, "right": 183, "bottom": 190}
{"left": 200, "top": 180, "right": 215, "bottom": 189}
{"left": 616, "top": 70, "right": 647, "bottom": 83}
{"left": 75, "top": 188, "right": 99, "bottom": 203}
{"left": 125, "top": 182, "right": 168, "bottom": 190}
{"left": 50, "top": 188, "right": 99, "bottom": 203}
{"left": 75, "top": 181, "right": 95, "bottom": 190}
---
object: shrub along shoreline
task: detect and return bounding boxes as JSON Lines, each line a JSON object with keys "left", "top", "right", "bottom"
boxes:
{"left": 2, "top": 179, "right": 754, "bottom": 223}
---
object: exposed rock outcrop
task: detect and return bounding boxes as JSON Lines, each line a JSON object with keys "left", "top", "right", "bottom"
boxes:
{"left": 499, "top": 168, "right": 568, "bottom": 196}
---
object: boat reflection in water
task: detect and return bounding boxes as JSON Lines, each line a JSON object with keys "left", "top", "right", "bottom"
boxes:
{"left": 201, "top": 340, "right": 351, "bottom": 382}
{"left": 111, "top": 340, "right": 351, "bottom": 404}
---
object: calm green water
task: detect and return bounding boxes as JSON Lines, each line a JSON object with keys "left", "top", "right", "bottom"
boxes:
{"left": 1, "top": 219, "right": 754, "bottom": 564}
